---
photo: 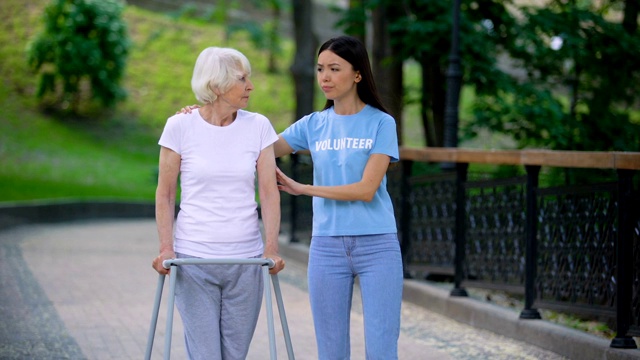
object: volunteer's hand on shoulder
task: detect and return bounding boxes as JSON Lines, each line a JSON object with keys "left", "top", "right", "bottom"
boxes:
{"left": 177, "top": 104, "right": 200, "bottom": 114}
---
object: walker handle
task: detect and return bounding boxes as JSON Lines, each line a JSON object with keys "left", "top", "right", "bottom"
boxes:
{"left": 162, "top": 257, "right": 276, "bottom": 269}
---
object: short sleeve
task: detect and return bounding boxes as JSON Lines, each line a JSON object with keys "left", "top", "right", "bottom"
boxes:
{"left": 373, "top": 115, "right": 399, "bottom": 163}
{"left": 258, "top": 114, "right": 279, "bottom": 151}
{"left": 158, "top": 115, "right": 183, "bottom": 154}
{"left": 280, "top": 114, "right": 312, "bottom": 152}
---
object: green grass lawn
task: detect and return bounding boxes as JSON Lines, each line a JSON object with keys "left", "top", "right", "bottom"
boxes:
{"left": 0, "top": 0, "right": 301, "bottom": 202}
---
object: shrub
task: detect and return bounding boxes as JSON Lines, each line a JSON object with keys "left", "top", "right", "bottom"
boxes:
{"left": 27, "top": 0, "right": 130, "bottom": 113}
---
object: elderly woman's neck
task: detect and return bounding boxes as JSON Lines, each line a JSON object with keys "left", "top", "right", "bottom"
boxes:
{"left": 200, "top": 103, "right": 237, "bottom": 126}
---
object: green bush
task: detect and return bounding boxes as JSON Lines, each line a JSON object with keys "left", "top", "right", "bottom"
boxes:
{"left": 27, "top": 0, "right": 130, "bottom": 113}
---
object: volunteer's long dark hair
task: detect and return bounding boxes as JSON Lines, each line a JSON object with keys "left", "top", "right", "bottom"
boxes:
{"left": 319, "top": 36, "right": 390, "bottom": 115}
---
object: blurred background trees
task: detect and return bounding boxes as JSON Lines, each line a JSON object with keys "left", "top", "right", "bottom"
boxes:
{"left": 24, "top": 0, "right": 640, "bottom": 151}
{"left": 468, "top": 0, "right": 640, "bottom": 152}
{"left": 27, "top": 0, "right": 130, "bottom": 114}
{"left": 2, "top": 0, "right": 638, "bottom": 200}
{"left": 334, "top": 0, "right": 640, "bottom": 152}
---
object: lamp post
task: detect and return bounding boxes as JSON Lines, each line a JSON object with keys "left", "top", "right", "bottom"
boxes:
{"left": 444, "top": 0, "right": 468, "bottom": 298}
{"left": 443, "top": 0, "right": 461, "bottom": 151}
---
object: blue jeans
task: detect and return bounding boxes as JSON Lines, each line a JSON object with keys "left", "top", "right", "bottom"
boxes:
{"left": 308, "top": 234, "right": 403, "bottom": 360}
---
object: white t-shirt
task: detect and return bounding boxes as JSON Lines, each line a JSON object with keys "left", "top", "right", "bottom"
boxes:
{"left": 158, "top": 109, "right": 278, "bottom": 258}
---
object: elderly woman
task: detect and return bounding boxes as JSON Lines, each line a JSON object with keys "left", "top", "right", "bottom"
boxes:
{"left": 152, "top": 47, "right": 284, "bottom": 360}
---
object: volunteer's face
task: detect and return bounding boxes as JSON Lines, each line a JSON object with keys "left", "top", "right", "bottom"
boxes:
{"left": 316, "top": 50, "right": 360, "bottom": 101}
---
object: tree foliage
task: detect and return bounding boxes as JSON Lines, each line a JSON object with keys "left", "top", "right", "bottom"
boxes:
{"left": 470, "top": 1, "right": 640, "bottom": 151}
{"left": 27, "top": 0, "right": 130, "bottom": 113}
{"left": 335, "top": 0, "right": 640, "bottom": 152}
{"left": 227, "top": 0, "right": 287, "bottom": 73}
{"left": 171, "top": 0, "right": 287, "bottom": 74}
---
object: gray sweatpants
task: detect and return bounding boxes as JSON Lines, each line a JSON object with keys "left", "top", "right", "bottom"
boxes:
{"left": 175, "top": 253, "right": 264, "bottom": 360}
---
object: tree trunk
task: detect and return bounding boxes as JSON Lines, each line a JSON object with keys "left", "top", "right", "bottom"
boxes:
{"left": 421, "top": 54, "right": 446, "bottom": 147}
{"left": 290, "top": 0, "right": 316, "bottom": 120}
{"left": 288, "top": 0, "right": 316, "bottom": 243}
{"left": 623, "top": 0, "right": 639, "bottom": 34}
{"left": 267, "top": 1, "right": 282, "bottom": 73}
{"left": 371, "top": 5, "right": 404, "bottom": 145}
{"left": 347, "top": 0, "right": 366, "bottom": 43}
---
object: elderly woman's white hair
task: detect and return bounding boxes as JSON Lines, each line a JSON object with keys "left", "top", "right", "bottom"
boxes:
{"left": 191, "top": 47, "right": 252, "bottom": 104}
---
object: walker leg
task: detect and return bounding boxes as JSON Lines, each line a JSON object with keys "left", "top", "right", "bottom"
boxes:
{"left": 263, "top": 266, "right": 277, "bottom": 359}
{"left": 164, "top": 266, "right": 178, "bottom": 360}
{"left": 272, "top": 274, "right": 295, "bottom": 360}
{"left": 146, "top": 259, "right": 295, "bottom": 359}
{"left": 145, "top": 274, "right": 165, "bottom": 360}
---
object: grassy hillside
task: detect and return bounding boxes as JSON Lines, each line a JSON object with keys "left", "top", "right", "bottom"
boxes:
{"left": 0, "top": 0, "right": 299, "bottom": 202}
{"left": 0, "top": 0, "right": 481, "bottom": 203}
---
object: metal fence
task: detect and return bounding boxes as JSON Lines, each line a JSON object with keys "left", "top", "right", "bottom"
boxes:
{"left": 282, "top": 147, "right": 640, "bottom": 350}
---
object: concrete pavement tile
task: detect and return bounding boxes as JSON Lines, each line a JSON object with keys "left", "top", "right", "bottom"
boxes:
{"left": 3, "top": 219, "right": 574, "bottom": 359}
{"left": 0, "top": 227, "right": 86, "bottom": 360}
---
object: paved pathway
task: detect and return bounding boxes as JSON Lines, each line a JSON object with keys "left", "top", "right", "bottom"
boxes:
{"left": 0, "top": 219, "right": 570, "bottom": 359}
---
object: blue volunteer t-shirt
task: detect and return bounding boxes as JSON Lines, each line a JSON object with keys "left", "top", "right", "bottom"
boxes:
{"left": 281, "top": 105, "right": 399, "bottom": 236}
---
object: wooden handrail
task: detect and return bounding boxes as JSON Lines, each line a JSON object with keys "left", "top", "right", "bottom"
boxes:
{"left": 399, "top": 147, "right": 640, "bottom": 170}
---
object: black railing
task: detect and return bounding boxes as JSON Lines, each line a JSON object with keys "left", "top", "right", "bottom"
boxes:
{"left": 284, "top": 147, "right": 640, "bottom": 349}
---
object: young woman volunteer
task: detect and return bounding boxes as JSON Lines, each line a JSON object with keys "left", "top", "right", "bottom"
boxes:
{"left": 274, "top": 35, "right": 403, "bottom": 360}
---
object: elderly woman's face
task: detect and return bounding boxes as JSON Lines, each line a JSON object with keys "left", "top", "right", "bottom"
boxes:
{"left": 219, "top": 71, "right": 254, "bottom": 109}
